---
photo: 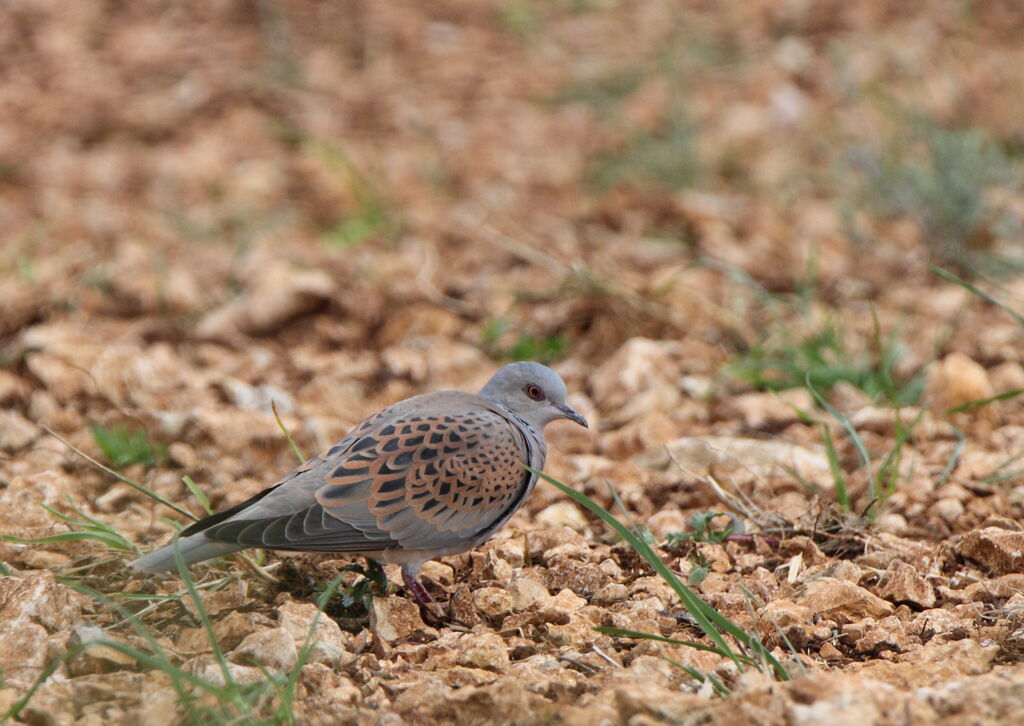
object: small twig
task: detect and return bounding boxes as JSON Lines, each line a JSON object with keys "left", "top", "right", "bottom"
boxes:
{"left": 665, "top": 445, "right": 789, "bottom": 531}
{"left": 557, "top": 655, "right": 600, "bottom": 675}
{"left": 237, "top": 552, "right": 280, "bottom": 583}
{"left": 591, "top": 644, "right": 623, "bottom": 669}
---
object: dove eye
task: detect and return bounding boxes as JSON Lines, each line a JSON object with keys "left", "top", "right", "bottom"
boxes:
{"left": 524, "top": 384, "right": 545, "bottom": 401}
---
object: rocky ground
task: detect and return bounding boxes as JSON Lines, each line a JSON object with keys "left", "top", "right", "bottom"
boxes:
{"left": 2, "top": 1, "right": 1024, "bottom": 724}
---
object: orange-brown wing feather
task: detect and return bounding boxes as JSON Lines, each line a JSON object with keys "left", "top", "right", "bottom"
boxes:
{"left": 315, "top": 410, "right": 531, "bottom": 550}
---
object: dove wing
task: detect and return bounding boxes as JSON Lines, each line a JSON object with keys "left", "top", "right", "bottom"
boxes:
{"left": 195, "top": 395, "right": 540, "bottom": 554}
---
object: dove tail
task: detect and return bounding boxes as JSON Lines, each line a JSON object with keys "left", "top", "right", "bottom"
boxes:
{"left": 129, "top": 534, "right": 247, "bottom": 573}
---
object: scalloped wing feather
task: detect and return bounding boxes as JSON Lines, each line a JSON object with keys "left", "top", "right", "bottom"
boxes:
{"left": 199, "top": 393, "right": 543, "bottom": 556}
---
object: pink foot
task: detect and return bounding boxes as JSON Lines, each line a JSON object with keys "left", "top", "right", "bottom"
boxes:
{"left": 402, "top": 570, "right": 435, "bottom": 606}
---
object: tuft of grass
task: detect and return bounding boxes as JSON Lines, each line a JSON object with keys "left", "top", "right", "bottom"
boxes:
{"left": 0, "top": 499, "right": 138, "bottom": 554}
{"left": 793, "top": 378, "right": 924, "bottom": 516}
{"left": 728, "top": 315, "right": 924, "bottom": 407}
{"left": 587, "top": 109, "right": 700, "bottom": 192}
{"left": 594, "top": 627, "right": 731, "bottom": 695}
{"left": 481, "top": 318, "right": 569, "bottom": 364}
{"left": 714, "top": 257, "right": 925, "bottom": 407}
{"left": 321, "top": 561, "right": 389, "bottom": 619}
{"left": 552, "top": 19, "right": 705, "bottom": 197}
{"left": 931, "top": 265, "right": 1024, "bottom": 328}
{"left": 44, "top": 425, "right": 196, "bottom": 521}
{"left": 819, "top": 423, "right": 850, "bottom": 512}
{"left": 91, "top": 425, "right": 167, "bottom": 468}
{"left": 553, "top": 67, "right": 646, "bottom": 116}
{"left": 534, "top": 468, "right": 790, "bottom": 689}
{"left": 3, "top": 528, "right": 347, "bottom": 724}
{"left": 304, "top": 138, "right": 395, "bottom": 248}
{"left": 847, "top": 115, "right": 1020, "bottom": 272}
{"left": 665, "top": 511, "right": 738, "bottom": 545}
{"left": 4, "top": 401, "right": 347, "bottom": 721}
{"left": 495, "top": 0, "right": 540, "bottom": 38}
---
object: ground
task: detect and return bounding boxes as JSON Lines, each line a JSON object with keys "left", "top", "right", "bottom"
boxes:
{"left": 2, "top": 1, "right": 1024, "bottom": 724}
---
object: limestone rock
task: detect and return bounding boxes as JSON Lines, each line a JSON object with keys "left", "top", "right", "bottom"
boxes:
{"left": 196, "top": 261, "right": 334, "bottom": 339}
{"left": 299, "top": 662, "right": 361, "bottom": 708}
{"left": 925, "top": 353, "right": 993, "bottom": 415}
{"left": 760, "top": 599, "right": 816, "bottom": 648}
{"left": 718, "top": 388, "right": 813, "bottom": 430}
{"left": 590, "top": 338, "right": 683, "bottom": 411}
{"left": 0, "top": 409, "right": 38, "bottom": 452}
{"left": 910, "top": 608, "right": 973, "bottom": 641}
{"left": 875, "top": 561, "right": 936, "bottom": 609}
{"left": 614, "top": 680, "right": 706, "bottom": 723}
{"left": 67, "top": 624, "right": 138, "bottom": 676}
{"left": 456, "top": 632, "right": 510, "bottom": 672}
{"left": 648, "top": 436, "right": 831, "bottom": 487}
{"left": 592, "top": 583, "right": 629, "bottom": 605}
{"left": 277, "top": 601, "right": 355, "bottom": 667}
{"left": 194, "top": 661, "right": 268, "bottom": 686}
{"left": 508, "top": 576, "right": 551, "bottom": 611}
{"left": 0, "top": 571, "right": 86, "bottom": 687}
{"left": 848, "top": 616, "right": 913, "bottom": 654}
{"left": 473, "top": 587, "right": 515, "bottom": 620}
{"left": 955, "top": 528, "right": 1024, "bottom": 575}
{"left": 0, "top": 571, "right": 85, "bottom": 632}
{"left": 535, "top": 501, "right": 588, "bottom": 531}
{"left": 230, "top": 628, "right": 298, "bottom": 671}
{"left": 369, "top": 596, "right": 437, "bottom": 643}
{"left": 644, "top": 509, "right": 688, "bottom": 541}
{"left": 799, "top": 578, "right": 894, "bottom": 625}
{"left": 214, "top": 611, "right": 275, "bottom": 651}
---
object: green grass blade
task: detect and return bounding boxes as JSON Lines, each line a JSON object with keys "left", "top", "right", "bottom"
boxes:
{"left": 593, "top": 626, "right": 754, "bottom": 663}
{"left": 108, "top": 592, "right": 183, "bottom": 601}
{"left": 947, "top": 388, "right": 1024, "bottom": 414}
{"left": 1, "top": 646, "right": 76, "bottom": 722}
{"left": 276, "top": 572, "right": 347, "bottom": 724}
{"left": 62, "top": 580, "right": 212, "bottom": 717}
{"left": 661, "top": 657, "right": 731, "bottom": 696}
{"left": 739, "top": 582, "right": 808, "bottom": 678}
{"left": 805, "top": 376, "right": 875, "bottom": 504}
{"left": 819, "top": 424, "right": 849, "bottom": 512}
{"left": 533, "top": 468, "right": 790, "bottom": 679}
{"left": 61, "top": 502, "right": 121, "bottom": 533}
{"left": 182, "top": 475, "right": 213, "bottom": 516}
{"left": 173, "top": 539, "right": 249, "bottom": 716}
{"left": 979, "top": 450, "right": 1024, "bottom": 485}
{"left": 0, "top": 531, "right": 133, "bottom": 550}
{"left": 877, "top": 408, "right": 925, "bottom": 494}
{"left": 272, "top": 400, "right": 305, "bottom": 464}
{"left": 937, "top": 426, "right": 965, "bottom": 487}
{"left": 931, "top": 266, "right": 1024, "bottom": 328}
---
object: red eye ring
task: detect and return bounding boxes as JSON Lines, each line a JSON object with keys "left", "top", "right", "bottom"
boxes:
{"left": 525, "top": 384, "right": 545, "bottom": 401}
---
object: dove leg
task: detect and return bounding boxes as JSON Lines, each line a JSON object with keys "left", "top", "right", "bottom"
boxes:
{"left": 401, "top": 565, "right": 435, "bottom": 605}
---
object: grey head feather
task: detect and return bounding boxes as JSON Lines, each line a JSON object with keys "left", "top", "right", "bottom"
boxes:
{"left": 478, "top": 361, "right": 587, "bottom": 430}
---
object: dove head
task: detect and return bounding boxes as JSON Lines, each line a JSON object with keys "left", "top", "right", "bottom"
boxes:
{"left": 478, "top": 361, "right": 588, "bottom": 430}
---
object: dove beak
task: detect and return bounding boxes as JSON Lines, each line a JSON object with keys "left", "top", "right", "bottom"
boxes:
{"left": 554, "top": 403, "right": 588, "bottom": 428}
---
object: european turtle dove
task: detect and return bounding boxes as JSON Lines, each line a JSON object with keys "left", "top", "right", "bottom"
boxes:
{"left": 130, "top": 361, "right": 587, "bottom": 604}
